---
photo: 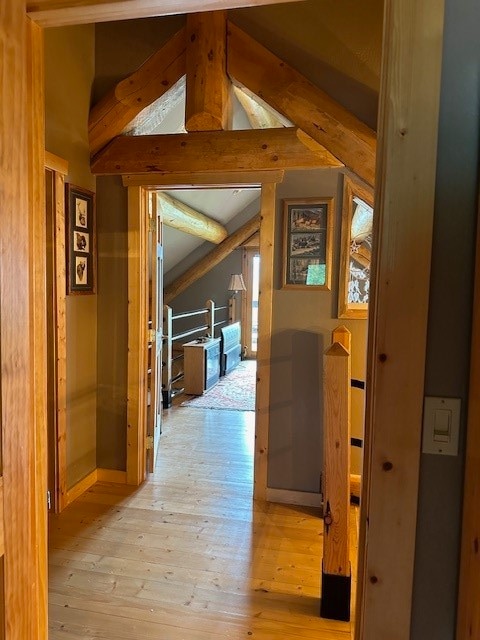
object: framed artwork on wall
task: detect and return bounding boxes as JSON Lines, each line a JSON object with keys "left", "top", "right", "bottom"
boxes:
{"left": 282, "top": 198, "right": 334, "bottom": 290}
{"left": 338, "top": 176, "right": 374, "bottom": 319}
{"left": 66, "top": 183, "right": 96, "bottom": 295}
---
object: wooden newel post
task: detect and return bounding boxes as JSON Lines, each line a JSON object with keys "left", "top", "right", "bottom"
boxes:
{"left": 321, "top": 339, "right": 352, "bottom": 622}
{"left": 206, "top": 299, "right": 215, "bottom": 337}
{"left": 162, "top": 305, "right": 173, "bottom": 408}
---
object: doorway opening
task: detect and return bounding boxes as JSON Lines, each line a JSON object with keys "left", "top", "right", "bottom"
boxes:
{"left": 242, "top": 247, "right": 260, "bottom": 359}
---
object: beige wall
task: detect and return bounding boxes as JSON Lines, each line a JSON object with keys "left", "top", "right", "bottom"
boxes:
{"left": 45, "top": 26, "right": 97, "bottom": 488}
{"left": 268, "top": 169, "right": 367, "bottom": 491}
{"left": 231, "top": 0, "right": 383, "bottom": 128}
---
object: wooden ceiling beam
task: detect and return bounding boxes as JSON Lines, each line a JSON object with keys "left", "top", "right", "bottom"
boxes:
{"left": 122, "top": 169, "right": 284, "bottom": 188}
{"left": 89, "top": 27, "right": 186, "bottom": 156}
{"left": 91, "top": 127, "right": 343, "bottom": 176}
{"left": 227, "top": 21, "right": 377, "bottom": 187}
{"left": 27, "top": 0, "right": 305, "bottom": 28}
{"left": 164, "top": 213, "right": 260, "bottom": 303}
{"left": 158, "top": 192, "right": 228, "bottom": 244}
{"left": 185, "top": 11, "right": 231, "bottom": 132}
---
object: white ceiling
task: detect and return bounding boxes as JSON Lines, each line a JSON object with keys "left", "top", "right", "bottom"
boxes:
{"left": 162, "top": 187, "right": 260, "bottom": 273}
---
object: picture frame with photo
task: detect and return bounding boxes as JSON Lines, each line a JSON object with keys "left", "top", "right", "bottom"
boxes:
{"left": 282, "top": 198, "right": 334, "bottom": 289}
{"left": 66, "top": 183, "right": 96, "bottom": 294}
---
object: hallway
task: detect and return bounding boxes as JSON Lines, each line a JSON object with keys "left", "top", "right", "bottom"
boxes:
{"left": 49, "top": 406, "right": 354, "bottom": 638}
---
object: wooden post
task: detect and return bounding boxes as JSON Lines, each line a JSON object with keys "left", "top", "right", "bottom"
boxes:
{"left": 321, "top": 341, "right": 351, "bottom": 622}
{"left": 228, "top": 294, "right": 235, "bottom": 324}
{"left": 162, "top": 305, "right": 173, "bottom": 408}
{"left": 185, "top": 11, "right": 231, "bottom": 132}
{"left": 205, "top": 299, "right": 215, "bottom": 337}
{"left": 332, "top": 325, "right": 352, "bottom": 353}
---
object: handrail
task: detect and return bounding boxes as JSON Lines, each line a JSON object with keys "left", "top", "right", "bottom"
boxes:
{"left": 162, "top": 299, "right": 229, "bottom": 407}
{"left": 172, "top": 308, "right": 206, "bottom": 321}
{"left": 173, "top": 324, "right": 209, "bottom": 342}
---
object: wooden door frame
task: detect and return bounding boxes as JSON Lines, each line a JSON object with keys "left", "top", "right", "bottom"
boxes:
{"left": 45, "top": 152, "right": 69, "bottom": 513}
{"left": 126, "top": 183, "right": 275, "bottom": 498}
{"left": 5, "top": 0, "right": 446, "bottom": 635}
{"left": 456, "top": 189, "right": 480, "bottom": 639}
{"left": 0, "top": 8, "right": 48, "bottom": 636}
{"left": 355, "top": 0, "right": 445, "bottom": 637}
{"left": 127, "top": 186, "right": 150, "bottom": 486}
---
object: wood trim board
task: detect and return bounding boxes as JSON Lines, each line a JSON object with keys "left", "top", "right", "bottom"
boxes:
{"left": 127, "top": 187, "right": 149, "bottom": 486}
{"left": 254, "top": 183, "right": 276, "bottom": 500}
{"left": 65, "top": 469, "right": 98, "bottom": 507}
{"left": 265, "top": 488, "right": 322, "bottom": 509}
{"left": 27, "top": 0, "right": 305, "bottom": 27}
{"left": 356, "top": 0, "right": 446, "bottom": 637}
{"left": 456, "top": 191, "right": 480, "bottom": 639}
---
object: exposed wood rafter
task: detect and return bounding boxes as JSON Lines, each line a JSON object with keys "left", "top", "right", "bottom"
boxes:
{"left": 158, "top": 192, "right": 228, "bottom": 244}
{"left": 125, "top": 76, "right": 186, "bottom": 137}
{"left": 233, "top": 85, "right": 288, "bottom": 129}
{"left": 27, "top": 0, "right": 306, "bottom": 28}
{"left": 91, "top": 128, "right": 343, "bottom": 176}
{"left": 89, "top": 27, "right": 186, "bottom": 156}
{"left": 164, "top": 214, "right": 260, "bottom": 303}
{"left": 185, "top": 11, "right": 231, "bottom": 131}
{"left": 227, "top": 21, "right": 377, "bottom": 187}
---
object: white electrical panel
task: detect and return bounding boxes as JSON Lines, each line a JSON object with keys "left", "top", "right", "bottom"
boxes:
{"left": 422, "top": 396, "right": 461, "bottom": 456}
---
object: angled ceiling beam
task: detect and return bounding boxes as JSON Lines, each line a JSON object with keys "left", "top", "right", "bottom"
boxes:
{"left": 27, "top": 0, "right": 306, "bottom": 28}
{"left": 185, "top": 11, "right": 231, "bottom": 131}
{"left": 158, "top": 192, "right": 228, "bottom": 244}
{"left": 164, "top": 213, "right": 260, "bottom": 304}
{"left": 89, "top": 27, "right": 186, "bottom": 156}
{"left": 233, "top": 85, "right": 287, "bottom": 129}
{"left": 227, "top": 21, "right": 377, "bottom": 187}
{"left": 91, "top": 128, "right": 344, "bottom": 176}
{"left": 125, "top": 76, "right": 186, "bottom": 137}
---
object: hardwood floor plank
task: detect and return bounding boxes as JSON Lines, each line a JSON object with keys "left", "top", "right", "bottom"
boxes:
{"left": 49, "top": 406, "right": 354, "bottom": 638}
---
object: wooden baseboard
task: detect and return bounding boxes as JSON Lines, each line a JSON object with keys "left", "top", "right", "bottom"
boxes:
{"left": 65, "top": 469, "right": 97, "bottom": 507}
{"left": 97, "top": 468, "right": 127, "bottom": 484}
{"left": 64, "top": 468, "right": 128, "bottom": 508}
{"left": 266, "top": 474, "right": 362, "bottom": 509}
{"left": 350, "top": 473, "right": 361, "bottom": 501}
{"left": 266, "top": 488, "right": 323, "bottom": 508}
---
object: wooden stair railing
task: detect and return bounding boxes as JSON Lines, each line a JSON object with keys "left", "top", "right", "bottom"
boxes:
{"left": 321, "top": 326, "right": 352, "bottom": 622}
{"left": 162, "top": 299, "right": 228, "bottom": 406}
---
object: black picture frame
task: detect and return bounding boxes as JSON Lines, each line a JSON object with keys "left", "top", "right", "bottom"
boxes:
{"left": 66, "top": 183, "right": 96, "bottom": 295}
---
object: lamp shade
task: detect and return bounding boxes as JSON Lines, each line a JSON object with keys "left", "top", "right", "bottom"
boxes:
{"left": 228, "top": 273, "right": 246, "bottom": 292}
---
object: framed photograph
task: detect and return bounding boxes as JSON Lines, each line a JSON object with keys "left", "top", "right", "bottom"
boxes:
{"left": 282, "top": 198, "right": 334, "bottom": 289}
{"left": 66, "top": 184, "right": 96, "bottom": 294}
{"left": 338, "top": 176, "right": 374, "bottom": 318}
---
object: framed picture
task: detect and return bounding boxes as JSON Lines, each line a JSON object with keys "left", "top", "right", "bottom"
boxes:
{"left": 338, "top": 176, "right": 374, "bottom": 318}
{"left": 282, "top": 198, "right": 334, "bottom": 289}
{"left": 66, "top": 184, "right": 96, "bottom": 294}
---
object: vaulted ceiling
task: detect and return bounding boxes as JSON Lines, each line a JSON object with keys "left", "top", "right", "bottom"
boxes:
{"left": 88, "top": 1, "right": 383, "bottom": 273}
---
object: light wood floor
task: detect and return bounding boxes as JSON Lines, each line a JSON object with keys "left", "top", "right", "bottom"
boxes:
{"left": 49, "top": 406, "right": 356, "bottom": 639}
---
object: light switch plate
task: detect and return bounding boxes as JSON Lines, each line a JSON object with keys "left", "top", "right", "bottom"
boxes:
{"left": 422, "top": 396, "right": 461, "bottom": 455}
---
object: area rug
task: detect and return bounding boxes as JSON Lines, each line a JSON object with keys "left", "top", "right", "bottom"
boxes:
{"left": 181, "top": 360, "right": 256, "bottom": 411}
